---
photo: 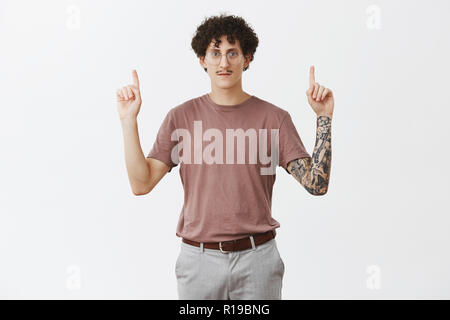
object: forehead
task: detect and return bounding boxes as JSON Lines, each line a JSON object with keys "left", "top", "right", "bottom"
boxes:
{"left": 207, "top": 36, "right": 242, "bottom": 51}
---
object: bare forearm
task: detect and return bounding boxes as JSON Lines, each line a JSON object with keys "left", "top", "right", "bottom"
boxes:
{"left": 121, "top": 117, "right": 151, "bottom": 194}
{"left": 288, "top": 115, "right": 332, "bottom": 195}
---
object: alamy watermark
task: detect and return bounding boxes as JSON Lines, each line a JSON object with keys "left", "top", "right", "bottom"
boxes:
{"left": 169, "top": 121, "right": 280, "bottom": 175}
{"left": 366, "top": 264, "right": 381, "bottom": 290}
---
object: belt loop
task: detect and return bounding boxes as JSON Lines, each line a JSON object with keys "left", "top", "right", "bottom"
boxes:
{"left": 199, "top": 242, "right": 204, "bottom": 253}
{"left": 249, "top": 235, "right": 256, "bottom": 251}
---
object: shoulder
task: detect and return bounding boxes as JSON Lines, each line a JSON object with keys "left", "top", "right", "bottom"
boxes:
{"left": 252, "top": 96, "right": 291, "bottom": 123}
{"left": 169, "top": 95, "right": 204, "bottom": 115}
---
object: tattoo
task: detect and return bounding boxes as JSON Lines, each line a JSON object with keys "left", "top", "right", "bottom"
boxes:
{"left": 287, "top": 115, "right": 332, "bottom": 195}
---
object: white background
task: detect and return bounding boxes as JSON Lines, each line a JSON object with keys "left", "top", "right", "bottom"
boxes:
{"left": 1, "top": 0, "right": 449, "bottom": 299}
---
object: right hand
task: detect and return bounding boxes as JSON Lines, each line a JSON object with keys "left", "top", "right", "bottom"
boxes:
{"left": 117, "top": 69, "right": 142, "bottom": 120}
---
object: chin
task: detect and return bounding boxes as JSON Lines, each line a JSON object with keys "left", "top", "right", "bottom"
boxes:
{"left": 214, "top": 81, "right": 236, "bottom": 89}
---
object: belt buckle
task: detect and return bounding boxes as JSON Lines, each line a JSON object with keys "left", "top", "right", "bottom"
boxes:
{"left": 219, "top": 241, "right": 233, "bottom": 254}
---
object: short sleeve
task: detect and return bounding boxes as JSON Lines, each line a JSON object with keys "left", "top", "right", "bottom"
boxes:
{"left": 278, "top": 112, "right": 311, "bottom": 174}
{"left": 146, "top": 109, "right": 179, "bottom": 172}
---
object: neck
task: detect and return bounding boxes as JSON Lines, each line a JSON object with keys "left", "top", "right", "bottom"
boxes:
{"left": 209, "top": 81, "right": 251, "bottom": 106}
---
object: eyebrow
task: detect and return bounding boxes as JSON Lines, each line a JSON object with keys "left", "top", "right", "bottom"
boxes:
{"left": 209, "top": 47, "right": 239, "bottom": 52}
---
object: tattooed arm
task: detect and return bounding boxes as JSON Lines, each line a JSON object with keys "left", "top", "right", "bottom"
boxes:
{"left": 287, "top": 115, "right": 332, "bottom": 195}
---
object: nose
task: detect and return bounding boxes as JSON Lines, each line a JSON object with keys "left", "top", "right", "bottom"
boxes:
{"left": 219, "top": 54, "right": 230, "bottom": 68}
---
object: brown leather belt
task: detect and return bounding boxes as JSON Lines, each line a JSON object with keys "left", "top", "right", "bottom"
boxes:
{"left": 182, "top": 230, "right": 276, "bottom": 253}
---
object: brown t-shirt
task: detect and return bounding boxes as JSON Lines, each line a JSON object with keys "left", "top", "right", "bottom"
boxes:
{"left": 147, "top": 93, "right": 310, "bottom": 242}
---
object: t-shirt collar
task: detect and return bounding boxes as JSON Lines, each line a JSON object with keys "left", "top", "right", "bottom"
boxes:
{"left": 204, "top": 93, "right": 256, "bottom": 111}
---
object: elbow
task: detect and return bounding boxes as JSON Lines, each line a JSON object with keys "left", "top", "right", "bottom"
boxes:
{"left": 132, "top": 179, "right": 157, "bottom": 196}
{"left": 307, "top": 176, "right": 330, "bottom": 196}
{"left": 131, "top": 178, "right": 156, "bottom": 196}
{"left": 313, "top": 186, "right": 329, "bottom": 196}
{"left": 132, "top": 186, "right": 151, "bottom": 196}
{"left": 312, "top": 189, "right": 328, "bottom": 196}
{"left": 305, "top": 184, "right": 328, "bottom": 196}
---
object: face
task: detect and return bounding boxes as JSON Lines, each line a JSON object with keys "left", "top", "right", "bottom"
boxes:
{"left": 200, "top": 35, "right": 251, "bottom": 89}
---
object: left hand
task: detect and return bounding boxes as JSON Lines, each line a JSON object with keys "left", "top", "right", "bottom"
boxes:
{"left": 306, "top": 65, "right": 334, "bottom": 118}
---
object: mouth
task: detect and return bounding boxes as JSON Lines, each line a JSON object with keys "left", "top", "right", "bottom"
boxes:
{"left": 218, "top": 73, "right": 231, "bottom": 76}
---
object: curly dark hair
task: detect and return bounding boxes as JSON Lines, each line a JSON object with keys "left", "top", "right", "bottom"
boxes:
{"left": 191, "top": 13, "right": 259, "bottom": 72}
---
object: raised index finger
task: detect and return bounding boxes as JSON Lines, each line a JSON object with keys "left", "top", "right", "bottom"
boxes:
{"left": 132, "top": 69, "right": 140, "bottom": 87}
{"left": 309, "top": 65, "right": 315, "bottom": 88}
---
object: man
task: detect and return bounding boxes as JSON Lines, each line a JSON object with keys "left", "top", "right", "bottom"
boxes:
{"left": 116, "top": 14, "right": 333, "bottom": 300}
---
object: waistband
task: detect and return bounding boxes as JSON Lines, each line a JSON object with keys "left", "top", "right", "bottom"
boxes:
{"left": 182, "top": 229, "right": 276, "bottom": 253}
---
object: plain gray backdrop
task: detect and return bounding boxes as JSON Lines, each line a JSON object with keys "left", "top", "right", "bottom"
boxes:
{"left": 0, "top": 0, "right": 449, "bottom": 299}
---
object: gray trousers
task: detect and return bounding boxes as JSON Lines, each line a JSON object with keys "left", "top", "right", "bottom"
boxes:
{"left": 175, "top": 236, "right": 285, "bottom": 300}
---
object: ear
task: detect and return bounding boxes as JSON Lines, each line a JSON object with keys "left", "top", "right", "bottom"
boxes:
{"left": 244, "top": 54, "right": 252, "bottom": 69}
{"left": 199, "top": 56, "right": 207, "bottom": 69}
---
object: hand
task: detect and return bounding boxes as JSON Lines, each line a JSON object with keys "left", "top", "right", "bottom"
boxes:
{"left": 117, "top": 69, "right": 142, "bottom": 120}
{"left": 305, "top": 65, "right": 334, "bottom": 118}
